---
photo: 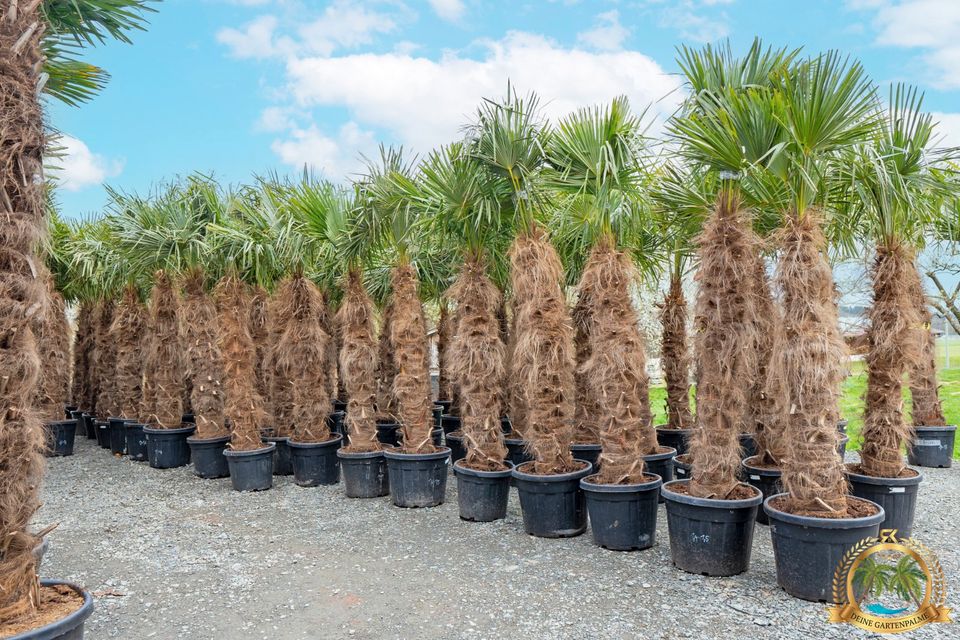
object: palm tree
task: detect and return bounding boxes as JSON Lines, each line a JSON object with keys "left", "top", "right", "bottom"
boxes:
{"left": 852, "top": 556, "right": 893, "bottom": 605}
{"left": 887, "top": 555, "right": 927, "bottom": 609}
{"left": 544, "top": 97, "right": 659, "bottom": 483}
{"left": 843, "top": 86, "right": 956, "bottom": 478}
{"left": 469, "top": 87, "right": 579, "bottom": 474}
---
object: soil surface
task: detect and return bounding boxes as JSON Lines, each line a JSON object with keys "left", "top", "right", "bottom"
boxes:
{"left": 37, "top": 438, "right": 958, "bottom": 639}
{"left": 1, "top": 584, "right": 84, "bottom": 638}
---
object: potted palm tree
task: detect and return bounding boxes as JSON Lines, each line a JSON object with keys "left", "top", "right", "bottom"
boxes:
{"left": 416, "top": 142, "right": 514, "bottom": 521}
{"left": 544, "top": 98, "right": 665, "bottom": 550}
{"left": 353, "top": 147, "right": 450, "bottom": 508}
{"left": 468, "top": 87, "right": 590, "bottom": 537}
{"left": 842, "top": 86, "right": 955, "bottom": 537}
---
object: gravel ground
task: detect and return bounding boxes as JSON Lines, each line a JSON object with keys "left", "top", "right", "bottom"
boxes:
{"left": 37, "top": 437, "right": 959, "bottom": 640}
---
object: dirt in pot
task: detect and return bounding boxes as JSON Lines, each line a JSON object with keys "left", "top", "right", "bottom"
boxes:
{"left": 768, "top": 494, "right": 881, "bottom": 519}
{"left": 845, "top": 463, "right": 919, "bottom": 479}
{"left": 665, "top": 482, "right": 758, "bottom": 500}
{"left": 0, "top": 584, "right": 84, "bottom": 637}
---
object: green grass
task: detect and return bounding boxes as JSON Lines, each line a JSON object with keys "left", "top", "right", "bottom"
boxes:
{"left": 650, "top": 360, "right": 960, "bottom": 459}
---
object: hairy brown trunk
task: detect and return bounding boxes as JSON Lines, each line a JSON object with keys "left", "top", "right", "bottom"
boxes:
{"left": 110, "top": 286, "right": 146, "bottom": 420}
{"left": 775, "top": 214, "right": 848, "bottom": 516}
{"left": 35, "top": 277, "right": 70, "bottom": 422}
{"left": 748, "top": 253, "right": 788, "bottom": 466}
{"left": 182, "top": 270, "right": 227, "bottom": 439}
{"left": 72, "top": 302, "right": 95, "bottom": 411}
{"left": 908, "top": 275, "right": 947, "bottom": 427}
{"left": 437, "top": 301, "right": 452, "bottom": 401}
{"left": 215, "top": 275, "right": 266, "bottom": 451}
{"left": 376, "top": 298, "right": 397, "bottom": 420}
{"left": 317, "top": 290, "right": 338, "bottom": 404}
{"left": 449, "top": 253, "right": 507, "bottom": 470}
{"left": 506, "top": 294, "right": 527, "bottom": 440}
{"left": 860, "top": 244, "right": 923, "bottom": 477}
{"left": 659, "top": 276, "right": 694, "bottom": 431}
{"left": 337, "top": 269, "right": 380, "bottom": 452}
{"left": 249, "top": 285, "right": 270, "bottom": 405}
{"left": 686, "top": 196, "right": 757, "bottom": 499}
{"left": 273, "top": 275, "right": 332, "bottom": 443}
{"left": 267, "top": 287, "right": 293, "bottom": 435}
{"left": 390, "top": 262, "right": 434, "bottom": 453}
{"left": 143, "top": 272, "right": 184, "bottom": 428}
{"left": 0, "top": 0, "right": 49, "bottom": 619}
{"left": 93, "top": 299, "right": 116, "bottom": 419}
{"left": 508, "top": 226, "right": 576, "bottom": 474}
{"left": 572, "top": 291, "right": 601, "bottom": 443}
{"left": 579, "top": 236, "right": 656, "bottom": 484}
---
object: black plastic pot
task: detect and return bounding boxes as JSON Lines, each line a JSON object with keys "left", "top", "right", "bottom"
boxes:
{"left": 655, "top": 427, "right": 694, "bottom": 456}
{"left": 907, "top": 425, "right": 956, "bottom": 468}
{"left": 224, "top": 444, "right": 276, "bottom": 492}
{"left": 512, "top": 460, "right": 592, "bottom": 538}
{"left": 289, "top": 435, "right": 342, "bottom": 487}
{"left": 338, "top": 449, "right": 390, "bottom": 498}
{"left": 431, "top": 427, "right": 443, "bottom": 448}
{"left": 440, "top": 415, "right": 461, "bottom": 435}
{"left": 846, "top": 466, "right": 922, "bottom": 539}
{"left": 642, "top": 447, "right": 676, "bottom": 504}
{"left": 181, "top": 413, "right": 195, "bottom": 424}
{"left": 504, "top": 437, "right": 532, "bottom": 486}
{"left": 446, "top": 431, "right": 466, "bottom": 464}
{"left": 125, "top": 423, "right": 148, "bottom": 462}
{"left": 838, "top": 435, "right": 849, "bottom": 459}
{"left": 262, "top": 436, "right": 293, "bottom": 475}
{"left": 837, "top": 419, "right": 848, "bottom": 435}
{"left": 333, "top": 399, "right": 348, "bottom": 413}
{"left": 454, "top": 460, "right": 513, "bottom": 522}
{"left": 432, "top": 405, "right": 443, "bottom": 428}
{"left": 582, "top": 473, "right": 662, "bottom": 551}
{"left": 673, "top": 454, "right": 692, "bottom": 481}
{"left": 435, "top": 399, "right": 453, "bottom": 414}
{"left": 376, "top": 421, "right": 401, "bottom": 447}
{"left": 662, "top": 479, "right": 762, "bottom": 576}
{"left": 570, "top": 443, "right": 601, "bottom": 470}
{"left": 742, "top": 456, "right": 782, "bottom": 525}
{"left": 764, "top": 493, "right": 885, "bottom": 602}
{"left": 383, "top": 447, "right": 450, "bottom": 508}
{"left": 7, "top": 579, "right": 93, "bottom": 640}
{"left": 144, "top": 425, "right": 195, "bottom": 469}
{"left": 64, "top": 405, "right": 78, "bottom": 419}
{"left": 739, "top": 433, "right": 757, "bottom": 460}
{"left": 81, "top": 413, "right": 96, "bottom": 439}
{"left": 108, "top": 418, "right": 129, "bottom": 455}
{"left": 188, "top": 435, "right": 230, "bottom": 478}
{"left": 44, "top": 420, "right": 77, "bottom": 457}
{"left": 328, "top": 410, "right": 346, "bottom": 435}
{"left": 96, "top": 421, "right": 110, "bottom": 449}
{"left": 500, "top": 416, "right": 512, "bottom": 434}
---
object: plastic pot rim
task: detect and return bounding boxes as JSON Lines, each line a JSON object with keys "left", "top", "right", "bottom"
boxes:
{"left": 661, "top": 479, "right": 762, "bottom": 508}
{"left": 5, "top": 580, "right": 94, "bottom": 640}
{"left": 143, "top": 425, "right": 196, "bottom": 436}
{"left": 453, "top": 459, "right": 513, "bottom": 479}
{"left": 655, "top": 427, "right": 695, "bottom": 434}
{"left": 503, "top": 436, "right": 527, "bottom": 445}
{"left": 912, "top": 424, "right": 957, "bottom": 432}
{"left": 383, "top": 446, "right": 451, "bottom": 462}
{"left": 742, "top": 456, "right": 783, "bottom": 477}
{"left": 288, "top": 434, "right": 342, "bottom": 450}
{"left": 223, "top": 443, "right": 276, "bottom": 458}
{"left": 187, "top": 434, "right": 230, "bottom": 445}
{"left": 43, "top": 420, "right": 77, "bottom": 428}
{"left": 844, "top": 467, "right": 923, "bottom": 487}
{"left": 337, "top": 448, "right": 385, "bottom": 460}
{"left": 762, "top": 492, "right": 886, "bottom": 528}
{"left": 512, "top": 459, "right": 593, "bottom": 482}
{"left": 581, "top": 473, "right": 662, "bottom": 493}
{"left": 571, "top": 442, "right": 602, "bottom": 450}
{"left": 642, "top": 446, "right": 677, "bottom": 462}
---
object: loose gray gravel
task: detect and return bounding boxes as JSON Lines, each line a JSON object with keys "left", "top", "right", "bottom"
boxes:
{"left": 37, "top": 438, "right": 959, "bottom": 640}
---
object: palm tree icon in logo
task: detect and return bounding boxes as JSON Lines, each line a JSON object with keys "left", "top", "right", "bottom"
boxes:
{"left": 853, "top": 553, "right": 927, "bottom": 616}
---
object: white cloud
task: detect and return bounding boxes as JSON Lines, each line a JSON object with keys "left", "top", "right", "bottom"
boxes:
{"left": 282, "top": 31, "right": 681, "bottom": 153}
{"left": 296, "top": 1, "right": 400, "bottom": 57}
{"left": 271, "top": 121, "right": 378, "bottom": 178}
{"left": 216, "top": 15, "right": 292, "bottom": 59}
{"left": 853, "top": 0, "right": 960, "bottom": 88}
{"left": 931, "top": 111, "right": 960, "bottom": 146}
{"left": 658, "top": 2, "right": 730, "bottom": 43}
{"left": 257, "top": 106, "right": 297, "bottom": 132}
{"left": 428, "top": 0, "right": 466, "bottom": 23}
{"left": 49, "top": 135, "right": 124, "bottom": 192}
{"left": 577, "top": 10, "right": 629, "bottom": 52}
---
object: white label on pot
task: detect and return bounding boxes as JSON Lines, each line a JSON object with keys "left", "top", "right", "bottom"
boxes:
{"left": 889, "top": 487, "right": 906, "bottom": 493}
{"left": 915, "top": 439, "right": 941, "bottom": 447}
{"left": 750, "top": 475, "right": 760, "bottom": 481}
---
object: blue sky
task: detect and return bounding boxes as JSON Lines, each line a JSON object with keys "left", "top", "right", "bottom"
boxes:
{"left": 49, "top": 0, "right": 960, "bottom": 219}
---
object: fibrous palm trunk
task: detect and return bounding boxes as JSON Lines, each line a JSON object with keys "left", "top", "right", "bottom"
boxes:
{"left": 143, "top": 271, "right": 184, "bottom": 428}
{"left": 908, "top": 277, "right": 947, "bottom": 427}
{"left": 183, "top": 270, "right": 227, "bottom": 439}
{"left": 110, "top": 286, "right": 146, "bottom": 419}
{"left": 437, "top": 301, "right": 452, "bottom": 402}
{"left": 0, "top": 0, "right": 49, "bottom": 620}
{"left": 216, "top": 275, "right": 266, "bottom": 451}
{"left": 93, "top": 299, "right": 116, "bottom": 419}
{"left": 249, "top": 285, "right": 270, "bottom": 406}
{"left": 688, "top": 196, "right": 758, "bottom": 499}
{"left": 317, "top": 290, "right": 338, "bottom": 406}
{"left": 572, "top": 293, "right": 601, "bottom": 444}
{"left": 506, "top": 295, "right": 528, "bottom": 440}
{"left": 449, "top": 252, "right": 507, "bottom": 470}
{"left": 35, "top": 277, "right": 71, "bottom": 422}
{"left": 376, "top": 298, "right": 397, "bottom": 420}
{"left": 860, "top": 244, "right": 922, "bottom": 478}
{"left": 390, "top": 262, "right": 434, "bottom": 453}
{"left": 72, "top": 302, "right": 95, "bottom": 411}
{"left": 580, "top": 236, "right": 656, "bottom": 484}
{"left": 337, "top": 269, "right": 380, "bottom": 452}
{"left": 659, "top": 276, "right": 694, "bottom": 431}
{"left": 267, "top": 287, "right": 293, "bottom": 436}
{"left": 508, "top": 225, "right": 576, "bottom": 474}
{"left": 748, "top": 253, "right": 788, "bottom": 466}
{"left": 776, "top": 214, "right": 849, "bottom": 516}
{"left": 273, "top": 275, "right": 331, "bottom": 443}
